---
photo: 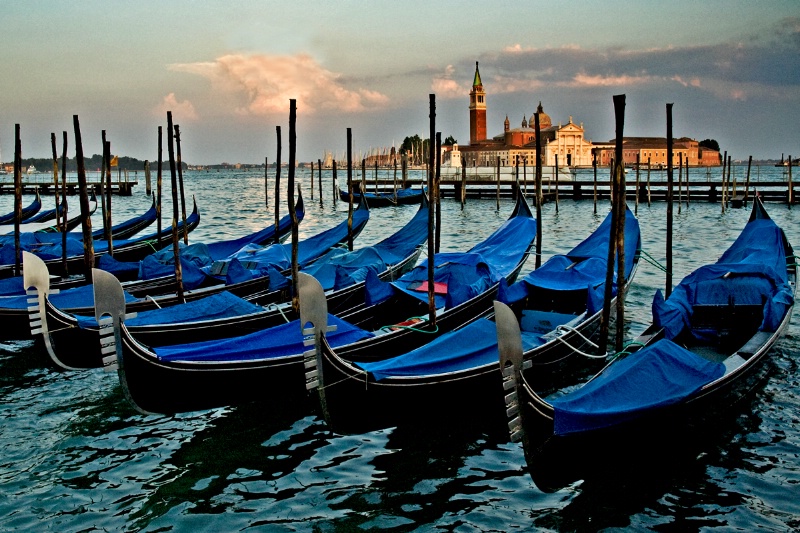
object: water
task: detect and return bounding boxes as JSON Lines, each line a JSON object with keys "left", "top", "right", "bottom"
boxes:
{"left": 1, "top": 167, "right": 799, "bottom": 531}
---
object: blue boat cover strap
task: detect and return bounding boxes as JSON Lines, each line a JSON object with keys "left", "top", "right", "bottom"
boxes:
{"left": 551, "top": 338, "right": 725, "bottom": 435}
{"left": 154, "top": 314, "right": 373, "bottom": 362}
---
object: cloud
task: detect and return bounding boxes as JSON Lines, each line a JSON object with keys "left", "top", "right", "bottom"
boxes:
{"left": 155, "top": 92, "right": 198, "bottom": 121}
{"left": 170, "top": 53, "right": 389, "bottom": 116}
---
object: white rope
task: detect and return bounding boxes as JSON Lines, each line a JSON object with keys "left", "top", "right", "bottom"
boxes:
{"left": 145, "top": 295, "right": 162, "bottom": 309}
{"left": 553, "top": 325, "right": 608, "bottom": 359}
{"left": 265, "top": 303, "right": 290, "bottom": 323}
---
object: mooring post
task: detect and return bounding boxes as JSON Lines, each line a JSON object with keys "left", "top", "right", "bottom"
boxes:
{"left": 73, "top": 116, "right": 95, "bottom": 283}
{"left": 318, "top": 158, "right": 323, "bottom": 208}
{"left": 666, "top": 104, "right": 674, "bottom": 298}
{"left": 288, "top": 99, "right": 300, "bottom": 313}
{"left": 744, "top": 155, "right": 752, "bottom": 207}
{"left": 592, "top": 150, "right": 598, "bottom": 214}
{"left": 157, "top": 127, "right": 163, "bottom": 240}
{"left": 275, "top": 126, "right": 282, "bottom": 236}
{"left": 60, "top": 131, "right": 69, "bottom": 274}
{"left": 427, "top": 94, "right": 437, "bottom": 328}
{"left": 534, "top": 112, "right": 542, "bottom": 269}
{"left": 495, "top": 156, "right": 500, "bottom": 211}
{"left": 435, "top": 132, "right": 441, "bottom": 254}
{"left": 347, "top": 129, "right": 354, "bottom": 251}
{"left": 332, "top": 159, "right": 337, "bottom": 207}
{"left": 166, "top": 111, "right": 184, "bottom": 301}
{"left": 13, "top": 124, "right": 22, "bottom": 276}
{"left": 460, "top": 156, "right": 466, "bottom": 209}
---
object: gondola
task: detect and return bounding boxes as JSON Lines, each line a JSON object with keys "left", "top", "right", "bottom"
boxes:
{"left": 34, "top": 196, "right": 424, "bottom": 369}
{"left": 0, "top": 196, "right": 201, "bottom": 279}
{"left": 95, "top": 194, "right": 534, "bottom": 414}
{"left": 23, "top": 196, "right": 64, "bottom": 225}
{"left": 499, "top": 196, "right": 796, "bottom": 489}
{"left": 85, "top": 197, "right": 158, "bottom": 240}
{"left": 339, "top": 185, "right": 424, "bottom": 207}
{"left": 0, "top": 190, "right": 42, "bottom": 224}
{"left": 17, "top": 196, "right": 366, "bottom": 346}
{"left": 304, "top": 206, "right": 641, "bottom": 434}
{"left": 1, "top": 195, "right": 97, "bottom": 235}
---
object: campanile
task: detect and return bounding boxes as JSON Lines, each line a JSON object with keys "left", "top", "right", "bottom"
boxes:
{"left": 469, "top": 61, "right": 487, "bottom": 144}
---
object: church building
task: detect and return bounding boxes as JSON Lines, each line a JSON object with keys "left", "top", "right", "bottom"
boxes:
{"left": 451, "top": 62, "right": 595, "bottom": 168}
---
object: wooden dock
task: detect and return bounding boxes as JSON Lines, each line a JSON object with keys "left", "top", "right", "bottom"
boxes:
{"left": 353, "top": 178, "right": 797, "bottom": 206}
{"left": 0, "top": 177, "right": 138, "bottom": 196}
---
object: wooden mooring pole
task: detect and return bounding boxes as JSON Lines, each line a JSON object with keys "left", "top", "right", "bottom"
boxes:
{"left": 534, "top": 112, "right": 542, "bottom": 269}
{"left": 427, "top": 94, "right": 437, "bottom": 328}
{"left": 744, "top": 155, "right": 752, "bottom": 207}
{"left": 288, "top": 99, "right": 300, "bottom": 313}
{"left": 73, "top": 116, "right": 94, "bottom": 283}
{"left": 175, "top": 125, "right": 188, "bottom": 244}
{"left": 665, "top": 104, "right": 674, "bottom": 299}
{"left": 60, "top": 131, "right": 69, "bottom": 274}
{"left": 13, "top": 124, "right": 22, "bottom": 276}
{"left": 318, "top": 158, "right": 323, "bottom": 208}
{"left": 275, "top": 126, "right": 282, "bottom": 235}
{"left": 166, "top": 111, "right": 184, "bottom": 301}
{"left": 347, "top": 129, "right": 354, "bottom": 251}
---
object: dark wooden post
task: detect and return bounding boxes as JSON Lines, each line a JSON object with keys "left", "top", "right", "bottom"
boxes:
{"left": 460, "top": 156, "right": 467, "bottom": 209}
{"left": 374, "top": 160, "right": 378, "bottom": 195}
{"left": 104, "top": 138, "right": 114, "bottom": 256}
{"left": 647, "top": 157, "right": 652, "bottom": 206}
{"left": 613, "top": 96, "right": 627, "bottom": 354}
{"left": 60, "top": 131, "right": 69, "bottom": 273}
{"left": 744, "top": 155, "right": 752, "bottom": 207}
{"left": 677, "top": 153, "right": 683, "bottom": 215}
{"left": 175, "top": 125, "right": 188, "bottom": 244}
{"left": 50, "top": 133, "right": 61, "bottom": 231}
{"left": 332, "top": 159, "right": 337, "bottom": 207}
{"left": 721, "top": 150, "right": 727, "bottom": 213}
{"left": 347, "top": 128, "right": 354, "bottom": 251}
{"left": 788, "top": 155, "right": 793, "bottom": 208}
{"left": 514, "top": 153, "right": 520, "bottom": 202}
{"left": 593, "top": 149, "right": 598, "bottom": 214}
{"left": 634, "top": 153, "right": 640, "bottom": 215}
{"left": 318, "top": 158, "right": 323, "bottom": 207}
{"left": 427, "top": 94, "right": 437, "bottom": 327}
{"left": 73, "top": 116, "right": 94, "bottom": 282}
{"left": 600, "top": 95, "right": 626, "bottom": 351}
{"left": 145, "top": 159, "right": 152, "bottom": 196}
{"left": 534, "top": 112, "right": 543, "bottom": 269}
{"left": 435, "top": 132, "right": 441, "bottom": 254}
{"left": 13, "top": 125, "right": 22, "bottom": 276}
{"left": 361, "top": 158, "right": 366, "bottom": 198}
{"left": 401, "top": 154, "right": 407, "bottom": 189}
{"left": 554, "top": 154, "right": 559, "bottom": 213}
{"left": 99, "top": 132, "right": 108, "bottom": 241}
{"left": 157, "top": 127, "right": 163, "bottom": 240}
{"left": 288, "top": 100, "right": 300, "bottom": 313}
{"left": 167, "top": 111, "right": 184, "bottom": 301}
{"left": 523, "top": 157, "right": 528, "bottom": 197}
{"left": 275, "top": 126, "right": 282, "bottom": 235}
{"left": 666, "top": 104, "right": 674, "bottom": 298}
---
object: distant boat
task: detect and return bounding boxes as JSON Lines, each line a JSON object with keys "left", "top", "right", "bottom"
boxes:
{"left": 26, "top": 165, "right": 37, "bottom": 174}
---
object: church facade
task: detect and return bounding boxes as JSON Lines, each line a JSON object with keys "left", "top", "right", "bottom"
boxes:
{"left": 451, "top": 62, "right": 595, "bottom": 168}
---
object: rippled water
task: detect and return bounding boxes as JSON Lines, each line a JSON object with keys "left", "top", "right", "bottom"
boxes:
{"left": 1, "top": 167, "right": 798, "bottom": 531}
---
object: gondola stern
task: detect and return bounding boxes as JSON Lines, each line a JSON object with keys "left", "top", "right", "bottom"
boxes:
{"left": 92, "top": 268, "right": 137, "bottom": 373}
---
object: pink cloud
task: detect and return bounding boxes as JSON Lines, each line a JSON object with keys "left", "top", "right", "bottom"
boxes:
{"left": 154, "top": 92, "right": 198, "bottom": 120}
{"left": 170, "top": 53, "right": 389, "bottom": 116}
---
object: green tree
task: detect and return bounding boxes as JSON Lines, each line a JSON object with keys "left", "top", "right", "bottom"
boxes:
{"left": 699, "top": 139, "right": 720, "bottom": 152}
{"left": 443, "top": 135, "right": 457, "bottom": 146}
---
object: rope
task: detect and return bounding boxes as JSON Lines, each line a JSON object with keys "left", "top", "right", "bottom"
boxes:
{"left": 607, "top": 340, "right": 648, "bottom": 363}
{"left": 378, "top": 316, "right": 439, "bottom": 334}
{"left": 265, "top": 303, "right": 290, "bottom": 323}
{"left": 639, "top": 249, "right": 669, "bottom": 273}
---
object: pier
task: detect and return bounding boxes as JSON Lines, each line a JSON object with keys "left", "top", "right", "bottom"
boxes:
{"left": 0, "top": 172, "right": 138, "bottom": 196}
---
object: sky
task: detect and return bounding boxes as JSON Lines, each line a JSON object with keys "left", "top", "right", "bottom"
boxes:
{"left": 1, "top": 0, "right": 799, "bottom": 165}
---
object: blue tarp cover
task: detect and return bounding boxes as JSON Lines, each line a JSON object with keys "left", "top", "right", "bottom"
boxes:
{"left": 204, "top": 210, "right": 299, "bottom": 260}
{"left": 507, "top": 207, "right": 641, "bottom": 308}
{"left": 551, "top": 338, "right": 725, "bottom": 435}
{"left": 91, "top": 202, "right": 157, "bottom": 239}
{"left": 653, "top": 216, "right": 793, "bottom": 340}
{"left": 76, "top": 290, "right": 261, "bottom": 329}
{"left": 0, "top": 283, "right": 139, "bottom": 311}
{"left": 367, "top": 212, "right": 536, "bottom": 309}
{"left": 154, "top": 314, "right": 373, "bottom": 362}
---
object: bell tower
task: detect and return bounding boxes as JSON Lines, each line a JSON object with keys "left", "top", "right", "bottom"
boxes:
{"left": 469, "top": 62, "right": 487, "bottom": 144}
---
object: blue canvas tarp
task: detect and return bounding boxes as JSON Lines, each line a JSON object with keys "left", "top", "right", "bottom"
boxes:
{"left": 0, "top": 282, "right": 139, "bottom": 311}
{"left": 76, "top": 290, "right": 262, "bottom": 329}
{"left": 154, "top": 314, "right": 374, "bottom": 362}
{"left": 653, "top": 216, "right": 793, "bottom": 340}
{"left": 506, "top": 207, "right": 641, "bottom": 312}
{"left": 366, "top": 210, "right": 536, "bottom": 309}
{"left": 550, "top": 339, "right": 725, "bottom": 435}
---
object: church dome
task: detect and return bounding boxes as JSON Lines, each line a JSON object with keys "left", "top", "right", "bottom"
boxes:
{"left": 534, "top": 102, "right": 551, "bottom": 129}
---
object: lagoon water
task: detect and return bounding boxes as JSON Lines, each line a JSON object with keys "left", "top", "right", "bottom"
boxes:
{"left": 1, "top": 167, "right": 798, "bottom": 531}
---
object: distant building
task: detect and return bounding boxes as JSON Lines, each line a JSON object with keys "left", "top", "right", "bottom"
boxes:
{"left": 454, "top": 62, "right": 594, "bottom": 168}
{"left": 593, "top": 137, "right": 722, "bottom": 167}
